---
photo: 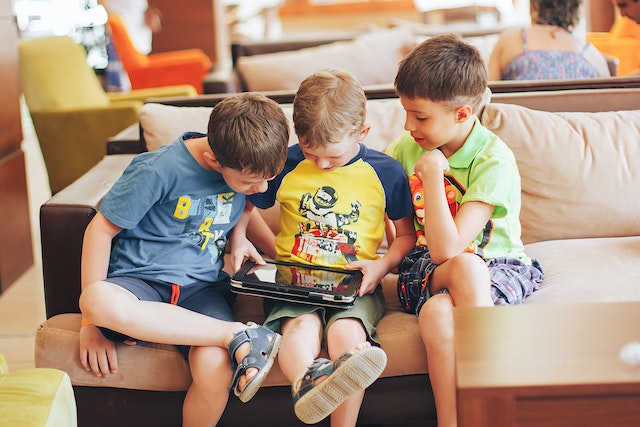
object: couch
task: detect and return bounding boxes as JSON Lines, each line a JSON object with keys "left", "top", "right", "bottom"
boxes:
{"left": 204, "top": 26, "right": 622, "bottom": 95}
{"left": 35, "top": 84, "right": 640, "bottom": 427}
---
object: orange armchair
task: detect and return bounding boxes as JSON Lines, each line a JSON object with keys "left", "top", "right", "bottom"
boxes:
{"left": 587, "top": 17, "right": 640, "bottom": 76}
{"left": 107, "top": 13, "right": 213, "bottom": 93}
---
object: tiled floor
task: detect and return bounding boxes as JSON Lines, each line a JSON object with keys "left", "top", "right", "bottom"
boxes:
{"left": 0, "top": 99, "right": 51, "bottom": 372}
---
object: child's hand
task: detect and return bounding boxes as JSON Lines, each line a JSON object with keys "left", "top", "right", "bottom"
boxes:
{"left": 414, "top": 149, "right": 449, "bottom": 180}
{"left": 346, "top": 259, "right": 388, "bottom": 296}
{"left": 79, "top": 324, "right": 118, "bottom": 377}
{"left": 229, "top": 235, "right": 265, "bottom": 273}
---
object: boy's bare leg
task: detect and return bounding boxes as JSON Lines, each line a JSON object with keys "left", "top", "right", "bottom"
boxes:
{"left": 81, "top": 282, "right": 249, "bottom": 347}
{"left": 326, "top": 318, "right": 369, "bottom": 427}
{"left": 182, "top": 345, "right": 232, "bottom": 427}
{"left": 419, "top": 294, "right": 457, "bottom": 427}
{"left": 80, "top": 281, "right": 270, "bottom": 388}
{"left": 278, "top": 313, "right": 324, "bottom": 383}
{"left": 420, "top": 253, "right": 494, "bottom": 427}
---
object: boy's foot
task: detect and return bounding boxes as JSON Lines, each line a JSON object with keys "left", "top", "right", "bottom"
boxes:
{"left": 292, "top": 346, "right": 387, "bottom": 425}
{"left": 227, "top": 322, "right": 282, "bottom": 403}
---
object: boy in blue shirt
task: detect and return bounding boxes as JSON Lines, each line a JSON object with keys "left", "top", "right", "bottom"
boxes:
{"left": 79, "top": 93, "right": 290, "bottom": 426}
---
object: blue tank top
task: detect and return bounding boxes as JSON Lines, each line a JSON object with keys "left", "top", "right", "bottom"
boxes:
{"left": 501, "top": 29, "right": 599, "bottom": 80}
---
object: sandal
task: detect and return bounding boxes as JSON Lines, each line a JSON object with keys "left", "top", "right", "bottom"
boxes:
{"left": 227, "top": 322, "right": 282, "bottom": 403}
{"left": 292, "top": 346, "right": 387, "bottom": 424}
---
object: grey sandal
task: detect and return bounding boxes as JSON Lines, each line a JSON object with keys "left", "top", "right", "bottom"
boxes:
{"left": 292, "top": 346, "right": 387, "bottom": 424}
{"left": 228, "top": 322, "right": 282, "bottom": 403}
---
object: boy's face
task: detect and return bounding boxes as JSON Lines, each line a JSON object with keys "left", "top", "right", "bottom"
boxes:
{"left": 299, "top": 132, "right": 363, "bottom": 172}
{"left": 399, "top": 96, "right": 468, "bottom": 157}
{"left": 219, "top": 167, "right": 273, "bottom": 195}
{"left": 615, "top": 0, "right": 640, "bottom": 24}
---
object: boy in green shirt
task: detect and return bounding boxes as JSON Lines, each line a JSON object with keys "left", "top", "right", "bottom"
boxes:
{"left": 386, "top": 34, "right": 544, "bottom": 427}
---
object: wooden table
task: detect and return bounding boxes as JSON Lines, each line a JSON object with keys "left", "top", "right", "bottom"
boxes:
{"left": 455, "top": 302, "right": 640, "bottom": 427}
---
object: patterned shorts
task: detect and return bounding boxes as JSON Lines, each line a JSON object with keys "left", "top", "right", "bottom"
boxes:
{"left": 397, "top": 246, "right": 544, "bottom": 316}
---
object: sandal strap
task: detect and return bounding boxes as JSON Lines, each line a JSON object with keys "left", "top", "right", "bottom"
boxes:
{"left": 227, "top": 324, "right": 278, "bottom": 394}
{"left": 292, "top": 358, "right": 333, "bottom": 402}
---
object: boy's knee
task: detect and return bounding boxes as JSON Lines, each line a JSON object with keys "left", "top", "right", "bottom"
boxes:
{"left": 418, "top": 297, "right": 454, "bottom": 341}
{"left": 282, "top": 313, "right": 322, "bottom": 335}
{"left": 189, "top": 345, "right": 232, "bottom": 385}
{"left": 79, "top": 282, "right": 129, "bottom": 326}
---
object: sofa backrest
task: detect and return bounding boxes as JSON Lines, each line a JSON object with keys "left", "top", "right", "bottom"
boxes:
{"left": 481, "top": 101, "right": 640, "bottom": 244}
{"left": 138, "top": 87, "right": 640, "bottom": 245}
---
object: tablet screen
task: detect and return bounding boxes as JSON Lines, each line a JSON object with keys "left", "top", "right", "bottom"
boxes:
{"left": 245, "top": 261, "right": 358, "bottom": 294}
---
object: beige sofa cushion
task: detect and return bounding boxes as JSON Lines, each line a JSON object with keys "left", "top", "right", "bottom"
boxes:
{"left": 235, "top": 27, "right": 415, "bottom": 92}
{"left": 481, "top": 104, "right": 640, "bottom": 245}
{"left": 35, "top": 272, "right": 426, "bottom": 392}
{"left": 138, "top": 100, "right": 406, "bottom": 154}
{"left": 524, "top": 236, "right": 640, "bottom": 305}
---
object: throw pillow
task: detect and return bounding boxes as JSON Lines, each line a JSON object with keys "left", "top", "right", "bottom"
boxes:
{"left": 481, "top": 103, "right": 640, "bottom": 244}
{"left": 139, "top": 103, "right": 297, "bottom": 152}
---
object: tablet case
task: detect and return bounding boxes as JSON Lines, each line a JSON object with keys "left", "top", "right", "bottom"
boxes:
{"left": 231, "top": 259, "right": 362, "bottom": 308}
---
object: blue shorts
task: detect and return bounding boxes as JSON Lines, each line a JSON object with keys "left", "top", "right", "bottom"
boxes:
{"left": 99, "top": 275, "right": 236, "bottom": 358}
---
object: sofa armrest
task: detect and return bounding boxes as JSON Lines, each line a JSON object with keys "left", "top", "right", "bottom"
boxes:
{"left": 40, "top": 155, "right": 135, "bottom": 318}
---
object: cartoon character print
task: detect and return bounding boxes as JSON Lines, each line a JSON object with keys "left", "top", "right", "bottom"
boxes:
{"left": 294, "top": 186, "right": 361, "bottom": 263}
{"left": 408, "top": 174, "right": 476, "bottom": 253}
{"left": 178, "top": 192, "right": 235, "bottom": 259}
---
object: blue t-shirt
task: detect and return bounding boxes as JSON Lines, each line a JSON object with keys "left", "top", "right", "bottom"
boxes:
{"left": 100, "top": 132, "right": 246, "bottom": 285}
{"left": 250, "top": 143, "right": 413, "bottom": 266}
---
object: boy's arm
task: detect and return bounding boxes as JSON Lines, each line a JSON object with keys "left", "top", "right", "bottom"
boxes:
{"left": 347, "top": 213, "right": 416, "bottom": 296}
{"left": 79, "top": 212, "right": 122, "bottom": 377}
{"left": 81, "top": 212, "right": 122, "bottom": 289}
{"left": 416, "top": 150, "right": 494, "bottom": 264}
{"left": 229, "top": 202, "right": 276, "bottom": 273}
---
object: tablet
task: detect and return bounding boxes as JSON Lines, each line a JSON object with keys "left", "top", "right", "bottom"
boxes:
{"left": 230, "top": 258, "right": 362, "bottom": 308}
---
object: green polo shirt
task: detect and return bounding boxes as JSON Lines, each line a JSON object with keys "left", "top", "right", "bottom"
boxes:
{"left": 386, "top": 119, "right": 530, "bottom": 263}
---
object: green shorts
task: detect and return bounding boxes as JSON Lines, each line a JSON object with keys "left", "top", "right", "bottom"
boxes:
{"left": 262, "top": 285, "right": 386, "bottom": 346}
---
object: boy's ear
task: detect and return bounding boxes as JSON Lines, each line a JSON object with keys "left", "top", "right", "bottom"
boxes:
{"left": 454, "top": 105, "right": 473, "bottom": 123}
{"left": 357, "top": 124, "right": 372, "bottom": 141}
{"left": 202, "top": 150, "right": 222, "bottom": 171}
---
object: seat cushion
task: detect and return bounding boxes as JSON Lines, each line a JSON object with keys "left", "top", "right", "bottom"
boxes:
{"left": 35, "top": 271, "right": 427, "bottom": 392}
{"left": 523, "top": 236, "right": 640, "bottom": 305}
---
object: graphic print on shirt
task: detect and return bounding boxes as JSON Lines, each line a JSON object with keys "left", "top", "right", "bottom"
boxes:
{"left": 175, "top": 192, "right": 235, "bottom": 258}
{"left": 408, "top": 174, "right": 477, "bottom": 253}
{"left": 294, "top": 186, "right": 361, "bottom": 264}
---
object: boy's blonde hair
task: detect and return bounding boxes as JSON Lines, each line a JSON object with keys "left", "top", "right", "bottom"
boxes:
{"left": 395, "top": 34, "right": 487, "bottom": 112}
{"left": 293, "top": 69, "right": 366, "bottom": 149}
{"left": 208, "top": 93, "right": 289, "bottom": 178}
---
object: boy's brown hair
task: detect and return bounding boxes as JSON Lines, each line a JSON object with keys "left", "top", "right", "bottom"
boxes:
{"left": 395, "top": 34, "right": 487, "bottom": 112}
{"left": 293, "top": 69, "right": 366, "bottom": 149}
{"left": 208, "top": 92, "right": 289, "bottom": 177}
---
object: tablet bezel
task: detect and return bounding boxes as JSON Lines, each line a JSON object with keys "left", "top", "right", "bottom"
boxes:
{"left": 231, "top": 258, "right": 362, "bottom": 306}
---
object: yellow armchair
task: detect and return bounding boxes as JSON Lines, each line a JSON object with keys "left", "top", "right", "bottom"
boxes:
{"left": 0, "top": 354, "right": 77, "bottom": 427}
{"left": 18, "top": 36, "right": 197, "bottom": 193}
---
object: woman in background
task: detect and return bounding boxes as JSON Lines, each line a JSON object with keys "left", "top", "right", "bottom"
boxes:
{"left": 488, "top": 0, "right": 610, "bottom": 80}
